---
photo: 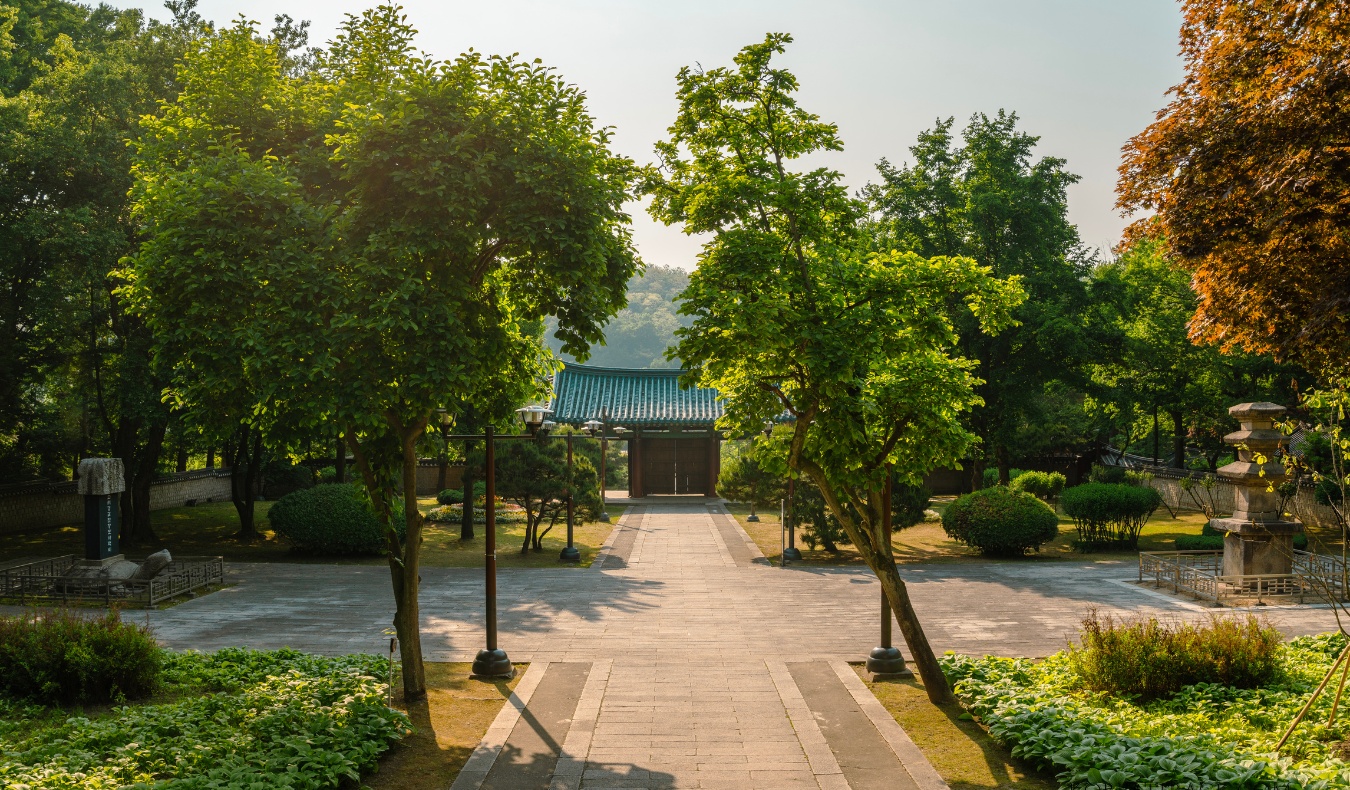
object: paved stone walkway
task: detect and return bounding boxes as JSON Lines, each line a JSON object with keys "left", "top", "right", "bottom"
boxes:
{"left": 61, "top": 500, "right": 1343, "bottom": 789}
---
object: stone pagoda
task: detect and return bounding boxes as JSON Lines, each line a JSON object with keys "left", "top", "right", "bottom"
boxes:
{"left": 1212, "top": 402, "right": 1304, "bottom": 577}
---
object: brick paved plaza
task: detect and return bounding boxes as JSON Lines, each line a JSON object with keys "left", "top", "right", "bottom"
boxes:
{"left": 131, "top": 501, "right": 1340, "bottom": 789}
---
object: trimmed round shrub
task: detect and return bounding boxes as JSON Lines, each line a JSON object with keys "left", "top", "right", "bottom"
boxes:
{"left": 269, "top": 483, "right": 405, "bottom": 554}
{"left": 0, "top": 609, "right": 161, "bottom": 705}
{"left": 1010, "top": 471, "right": 1066, "bottom": 502}
{"left": 942, "top": 487, "right": 1060, "bottom": 556}
{"left": 1088, "top": 464, "right": 1128, "bottom": 485}
{"left": 436, "top": 488, "right": 463, "bottom": 506}
{"left": 1061, "top": 482, "right": 1162, "bottom": 550}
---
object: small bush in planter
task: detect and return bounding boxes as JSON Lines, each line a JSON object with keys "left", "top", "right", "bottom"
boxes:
{"left": 0, "top": 609, "right": 161, "bottom": 705}
{"left": 942, "top": 487, "right": 1059, "bottom": 556}
{"left": 1010, "top": 471, "right": 1065, "bottom": 502}
{"left": 269, "top": 483, "right": 405, "bottom": 554}
{"left": 1060, "top": 482, "right": 1162, "bottom": 551}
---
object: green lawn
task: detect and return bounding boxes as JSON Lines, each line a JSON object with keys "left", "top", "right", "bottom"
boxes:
{"left": 1, "top": 497, "right": 614, "bottom": 568}
{"left": 728, "top": 497, "right": 1344, "bottom": 566}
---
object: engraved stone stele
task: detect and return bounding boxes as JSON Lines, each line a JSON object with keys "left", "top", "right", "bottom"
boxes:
{"left": 77, "top": 457, "right": 126, "bottom": 496}
{"left": 1211, "top": 402, "right": 1304, "bottom": 578}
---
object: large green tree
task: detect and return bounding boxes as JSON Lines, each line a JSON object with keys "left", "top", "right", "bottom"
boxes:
{"left": 864, "top": 113, "right": 1090, "bottom": 483}
{"left": 127, "top": 6, "right": 638, "bottom": 700}
{"left": 0, "top": 0, "right": 203, "bottom": 543}
{"left": 645, "top": 34, "right": 1022, "bottom": 703}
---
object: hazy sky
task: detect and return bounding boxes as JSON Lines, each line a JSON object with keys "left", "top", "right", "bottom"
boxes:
{"left": 108, "top": 0, "right": 1185, "bottom": 269}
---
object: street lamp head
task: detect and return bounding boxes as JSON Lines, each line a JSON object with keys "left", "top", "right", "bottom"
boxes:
{"left": 613, "top": 426, "right": 628, "bottom": 435}
{"left": 516, "top": 405, "right": 549, "bottom": 426}
{"left": 584, "top": 419, "right": 604, "bottom": 435}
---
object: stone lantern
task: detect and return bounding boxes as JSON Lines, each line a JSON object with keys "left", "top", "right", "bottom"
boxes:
{"left": 1212, "top": 402, "right": 1304, "bottom": 578}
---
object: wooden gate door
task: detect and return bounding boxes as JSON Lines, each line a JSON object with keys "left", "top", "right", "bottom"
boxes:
{"left": 674, "top": 439, "right": 709, "bottom": 495}
{"left": 641, "top": 439, "right": 677, "bottom": 495}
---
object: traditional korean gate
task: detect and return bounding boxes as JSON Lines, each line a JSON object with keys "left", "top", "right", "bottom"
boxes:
{"left": 640, "top": 438, "right": 710, "bottom": 495}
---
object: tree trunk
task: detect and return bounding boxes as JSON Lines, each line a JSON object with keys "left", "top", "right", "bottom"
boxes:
{"left": 996, "top": 446, "right": 1011, "bottom": 486}
{"left": 205, "top": 447, "right": 215, "bottom": 469}
{"left": 800, "top": 459, "right": 953, "bottom": 705}
{"left": 125, "top": 420, "right": 167, "bottom": 546}
{"left": 1151, "top": 405, "right": 1160, "bottom": 464}
{"left": 1170, "top": 410, "right": 1186, "bottom": 470}
{"left": 335, "top": 435, "right": 346, "bottom": 483}
{"left": 460, "top": 455, "right": 476, "bottom": 541}
{"left": 390, "top": 419, "right": 428, "bottom": 702}
{"left": 229, "top": 426, "right": 264, "bottom": 540}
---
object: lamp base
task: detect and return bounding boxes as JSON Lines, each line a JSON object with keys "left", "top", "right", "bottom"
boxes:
{"left": 783, "top": 546, "right": 803, "bottom": 561}
{"left": 866, "top": 646, "right": 912, "bottom": 678}
{"left": 471, "top": 649, "right": 514, "bottom": 679}
{"left": 599, "top": 511, "right": 610, "bottom": 523}
{"left": 746, "top": 514, "right": 759, "bottom": 522}
{"left": 560, "top": 545, "right": 581, "bottom": 562}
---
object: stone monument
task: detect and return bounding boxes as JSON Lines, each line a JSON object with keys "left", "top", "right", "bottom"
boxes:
{"left": 1212, "top": 402, "right": 1304, "bottom": 578}
{"left": 78, "top": 457, "right": 125, "bottom": 563}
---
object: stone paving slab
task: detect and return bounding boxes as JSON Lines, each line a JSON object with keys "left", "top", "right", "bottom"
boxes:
{"left": 19, "top": 500, "right": 1342, "bottom": 789}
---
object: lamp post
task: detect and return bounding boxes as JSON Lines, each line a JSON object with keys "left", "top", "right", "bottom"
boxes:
{"left": 584, "top": 418, "right": 608, "bottom": 523}
{"left": 471, "top": 424, "right": 513, "bottom": 679}
{"left": 560, "top": 427, "right": 581, "bottom": 563}
{"left": 866, "top": 467, "right": 910, "bottom": 677}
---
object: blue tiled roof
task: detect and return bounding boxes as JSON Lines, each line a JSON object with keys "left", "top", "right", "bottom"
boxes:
{"left": 549, "top": 364, "right": 723, "bottom": 428}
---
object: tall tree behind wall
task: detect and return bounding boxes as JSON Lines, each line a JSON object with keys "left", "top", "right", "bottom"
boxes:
{"left": 0, "top": 0, "right": 205, "bottom": 544}
{"left": 545, "top": 264, "right": 690, "bottom": 369}
{"left": 864, "top": 114, "right": 1092, "bottom": 483}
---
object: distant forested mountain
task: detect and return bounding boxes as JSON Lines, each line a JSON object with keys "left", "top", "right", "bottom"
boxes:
{"left": 546, "top": 265, "right": 691, "bottom": 369}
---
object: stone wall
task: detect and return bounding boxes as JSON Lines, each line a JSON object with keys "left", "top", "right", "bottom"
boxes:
{"left": 1146, "top": 471, "right": 1342, "bottom": 530}
{"left": 416, "top": 462, "right": 464, "bottom": 496}
{"left": 0, "top": 469, "right": 233, "bottom": 535}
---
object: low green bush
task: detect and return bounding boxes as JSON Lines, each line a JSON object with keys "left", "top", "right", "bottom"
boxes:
{"left": 1070, "top": 611, "right": 1282, "bottom": 701}
{"left": 981, "top": 467, "right": 1026, "bottom": 488}
{"left": 0, "top": 647, "right": 410, "bottom": 789}
{"left": 437, "top": 481, "right": 487, "bottom": 506}
{"left": 0, "top": 609, "right": 160, "bottom": 705}
{"left": 941, "top": 487, "right": 1059, "bottom": 556}
{"left": 1088, "top": 463, "right": 1128, "bottom": 484}
{"left": 269, "top": 483, "right": 405, "bottom": 554}
{"left": 317, "top": 465, "right": 337, "bottom": 483}
{"left": 942, "top": 633, "right": 1350, "bottom": 789}
{"left": 1010, "top": 470, "right": 1066, "bottom": 502}
{"left": 1176, "top": 532, "right": 1308, "bottom": 551}
{"left": 1060, "top": 482, "right": 1162, "bottom": 550}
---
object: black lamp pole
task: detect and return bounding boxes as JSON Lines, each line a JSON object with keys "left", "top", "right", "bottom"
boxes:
{"left": 560, "top": 432, "right": 580, "bottom": 562}
{"left": 472, "top": 425, "right": 513, "bottom": 678}
{"left": 783, "top": 476, "right": 802, "bottom": 561}
{"left": 866, "top": 467, "right": 910, "bottom": 677}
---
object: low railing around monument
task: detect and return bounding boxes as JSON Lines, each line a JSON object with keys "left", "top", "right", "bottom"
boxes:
{"left": 0, "top": 555, "right": 224, "bottom": 608}
{"left": 1139, "top": 550, "right": 1348, "bottom": 604}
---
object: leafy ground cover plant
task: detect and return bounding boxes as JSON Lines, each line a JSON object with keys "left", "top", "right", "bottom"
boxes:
{"left": 0, "top": 609, "right": 160, "bottom": 705}
{"left": 0, "top": 646, "right": 410, "bottom": 789}
{"left": 1071, "top": 611, "right": 1282, "bottom": 700}
{"left": 943, "top": 632, "right": 1350, "bottom": 789}
{"left": 942, "top": 487, "right": 1060, "bottom": 556}
{"left": 1061, "top": 482, "right": 1162, "bottom": 550}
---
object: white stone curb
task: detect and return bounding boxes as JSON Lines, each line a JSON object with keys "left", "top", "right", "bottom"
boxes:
{"left": 448, "top": 661, "right": 550, "bottom": 790}
{"left": 765, "top": 660, "right": 846, "bottom": 787}
{"left": 830, "top": 660, "right": 950, "bottom": 790}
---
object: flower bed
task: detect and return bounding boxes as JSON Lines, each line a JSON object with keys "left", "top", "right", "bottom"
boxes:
{"left": 426, "top": 501, "right": 526, "bottom": 524}
{"left": 0, "top": 647, "right": 409, "bottom": 789}
{"left": 943, "top": 633, "right": 1350, "bottom": 789}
